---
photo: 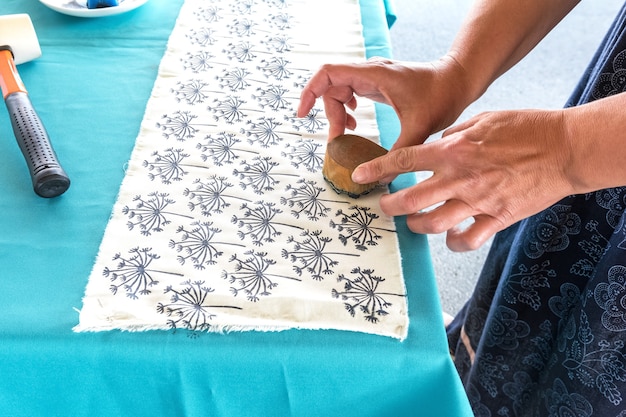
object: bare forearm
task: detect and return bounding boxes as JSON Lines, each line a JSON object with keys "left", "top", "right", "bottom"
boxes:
{"left": 448, "top": 0, "right": 580, "bottom": 105}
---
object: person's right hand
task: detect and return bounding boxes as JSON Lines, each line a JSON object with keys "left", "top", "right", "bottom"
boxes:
{"left": 297, "top": 56, "right": 473, "bottom": 152}
{"left": 351, "top": 108, "right": 580, "bottom": 251}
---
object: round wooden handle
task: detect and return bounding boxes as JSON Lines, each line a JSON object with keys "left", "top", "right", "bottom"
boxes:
{"left": 322, "top": 134, "right": 388, "bottom": 198}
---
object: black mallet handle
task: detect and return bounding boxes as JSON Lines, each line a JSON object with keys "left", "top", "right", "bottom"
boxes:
{"left": 0, "top": 46, "right": 70, "bottom": 198}
{"left": 5, "top": 91, "right": 70, "bottom": 197}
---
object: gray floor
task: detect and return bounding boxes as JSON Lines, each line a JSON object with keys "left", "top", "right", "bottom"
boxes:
{"left": 388, "top": 0, "right": 624, "bottom": 314}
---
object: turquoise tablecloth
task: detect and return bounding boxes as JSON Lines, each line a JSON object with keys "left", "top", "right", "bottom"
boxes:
{"left": 0, "top": 1, "right": 471, "bottom": 416}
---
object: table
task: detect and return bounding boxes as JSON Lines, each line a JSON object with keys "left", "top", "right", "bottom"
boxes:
{"left": 0, "top": 1, "right": 472, "bottom": 416}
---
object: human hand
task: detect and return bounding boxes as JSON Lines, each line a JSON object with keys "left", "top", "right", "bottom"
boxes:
{"left": 297, "top": 57, "right": 471, "bottom": 150}
{"left": 352, "top": 109, "right": 577, "bottom": 251}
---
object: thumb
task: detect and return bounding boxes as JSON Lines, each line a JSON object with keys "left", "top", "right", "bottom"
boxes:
{"left": 351, "top": 150, "right": 405, "bottom": 185}
{"left": 352, "top": 143, "right": 437, "bottom": 184}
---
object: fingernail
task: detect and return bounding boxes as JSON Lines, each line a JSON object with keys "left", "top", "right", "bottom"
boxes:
{"left": 352, "top": 166, "right": 366, "bottom": 183}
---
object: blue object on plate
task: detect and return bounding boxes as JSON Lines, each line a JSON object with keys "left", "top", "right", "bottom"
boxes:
{"left": 87, "top": 0, "right": 119, "bottom": 8}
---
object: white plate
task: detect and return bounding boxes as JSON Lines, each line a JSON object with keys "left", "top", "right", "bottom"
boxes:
{"left": 38, "top": 0, "right": 150, "bottom": 18}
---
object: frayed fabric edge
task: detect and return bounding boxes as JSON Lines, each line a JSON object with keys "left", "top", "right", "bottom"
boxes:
{"left": 72, "top": 321, "right": 407, "bottom": 341}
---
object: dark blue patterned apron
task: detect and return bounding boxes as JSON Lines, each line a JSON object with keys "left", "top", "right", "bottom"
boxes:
{"left": 447, "top": 3, "right": 626, "bottom": 416}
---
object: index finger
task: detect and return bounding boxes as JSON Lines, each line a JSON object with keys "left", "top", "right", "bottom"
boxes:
{"left": 297, "top": 65, "right": 361, "bottom": 139}
{"left": 297, "top": 64, "right": 355, "bottom": 117}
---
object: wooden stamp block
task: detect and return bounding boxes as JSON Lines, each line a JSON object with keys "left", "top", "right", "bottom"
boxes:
{"left": 322, "top": 134, "right": 388, "bottom": 198}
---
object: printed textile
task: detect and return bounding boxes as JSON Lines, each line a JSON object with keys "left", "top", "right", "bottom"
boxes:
{"left": 447, "top": 2, "right": 626, "bottom": 415}
{"left": 75, "top": 0, "right": 409, "bottom": 340}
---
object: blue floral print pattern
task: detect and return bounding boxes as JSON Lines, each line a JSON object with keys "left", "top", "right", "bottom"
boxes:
{"left": 545, "top": 379, "right": 593, "bottom": 417}
{"left": 447, "top": 3, "right": 626, "bottom": 415}
{"left": 484, "top": 306, "right": 531, "bottom": 351}
{"left": 594, "top": 264, "right": 626, "bottom": 331}
{"left": 592, "top": 49, "right": 626, "bottom": 99}
{"left": 522, "top": 204, "right": 581, "bottom": 259}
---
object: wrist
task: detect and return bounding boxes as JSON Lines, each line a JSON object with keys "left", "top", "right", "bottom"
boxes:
{"left": 423, "top": 54, "right": 482, "bottom": 132}
{"left": 436, "top": 53, "right": 486, "bottom": 113}
{"left": 561, "top": 97, "right": 626, "bottom": 193}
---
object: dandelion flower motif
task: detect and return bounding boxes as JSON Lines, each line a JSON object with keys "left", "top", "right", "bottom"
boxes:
{"left": 194, "top": 5, "right": 222, "bottom": 23}
{"left": 217, "top": 67, "right": 253, "bottom": 92}
{"left": 143, "top": 149, "right": 189, "bottom": 184}
{"left": 172, "top": 79, "right": 211, "bottom": 105}
{"left": 332, "top": 267, "right": 405, "bottom": 323}
{"left": 290, "top": 107, "right": 326, "bottom": 133}
{"left": 253, "top": 84, "right": 292, "bottom": 111}
{"left": 230, "top": 0, "right": 255, "bottom": 14}
{"left": 157, "top": 111, "right": 215, "bottom": 141}
{"left": 282, "top": 139, "right": 324, "bottom": 172}
{"left": 243, "top": 117, "right": 299, "bottom": 148}
{"left": 331, "top": 206, "right": 396, "bottom": 251}
{"left": 157, "top": 111, "right": 196, "bottom": 141}
{"left": 231, "top": 201, "right": 302, "bottom": 245}
{"left": 262, "top": 35, "right": 292, "bottom": 54}
{"left": 267, "top": 12, "right": 292, "bottom": 30}
{"left": 222, "top": 250, "right": 301, "bottom": 302}
{"left": 122, "top": 192, "right": 193, "bottom": 235}
{"left": 182, "top": 51, "right": 215, "bottom": 74}
{"left": 143, "top": 148, "right": 207, "bottom": 184}
{"left": 197, "top": 132, "right": 258, "bottom": 166}
{"left": 209, "top": 96, "right": 247, "bottom": 124}
{"left": 224, "top": 41, "right": 257, "bottom": 63}
{"left": 229, "top": 18, "right": 256, "bottom": 37}
{"left": 157, "top": 280, "right": 242, "bottom": 333}
{"left": 169, "top": 221, "right": 245, "bottom": 269}
{"left": 281, "top": 179, "right": 346, "bottom": 221}
{"left": 233, "top": 156, "right": 298, "bottom": 194}
{"left": 186, "top": 28, "right": 216, "bottom": 47}
{"left": 208, "top": 96, "right": 258, "bottom": 124}
{"left": 258, "top": 57, "right": 293, "bottom": 81}
{"left": 184, "top": 175, "right": 251, "bottom": 216}
{"left": 281, "top": 230, "right": 358, "bottom": 280}
{"left": 103, "top": 247, "right": 182, "bottom": 299}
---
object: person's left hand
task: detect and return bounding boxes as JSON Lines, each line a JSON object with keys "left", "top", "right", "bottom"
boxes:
{"left": 352, "top": 108, "right": 577, "bottom": 251}
{"left": 297, "top": 57, "right": 471, "bottom": 149}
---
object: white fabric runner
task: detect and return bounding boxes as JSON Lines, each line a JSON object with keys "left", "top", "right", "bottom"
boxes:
{"left": 75, "top": 0, "right": 409, "bottom": 339}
